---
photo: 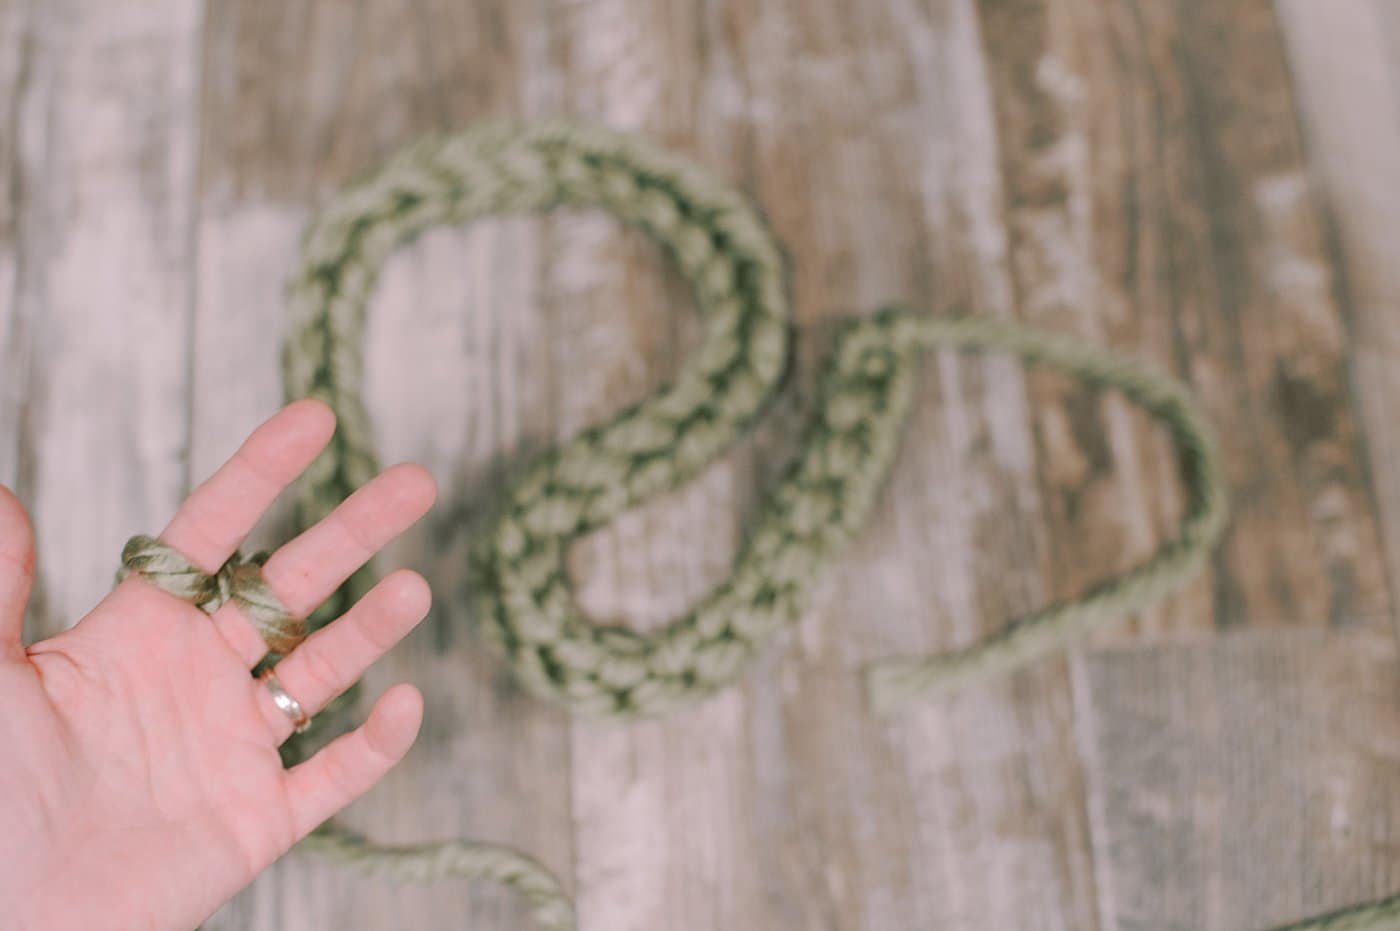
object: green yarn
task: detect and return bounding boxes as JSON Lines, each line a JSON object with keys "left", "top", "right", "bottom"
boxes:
{"left": 296, "top": 824, "right": 575, "bottom": 931}
{"left": 282, "top": 121, "right": 1229, "bottom": 721}
{"left": 477, "top": 306, "right": 1230, "bottom": 717}
{"left": 1259, "top": 895, "right": 1400, "bottom": 931}
{"left": 117, "top": 534, "right": 304, "bottom": 655}
{"left": 115, "top": 121, "right": 1374, "bottom": 930}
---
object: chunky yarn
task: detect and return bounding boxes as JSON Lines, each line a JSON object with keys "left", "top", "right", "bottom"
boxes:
{"left": 281, "top": 121, "right": 1229, "bottom": 721}
{"left": 127, "top": 121, "right": 1399, "bottom": 930}
{"left": 1259, "top": 896, "right": 1400, "bottom": 931}
{"left": 117, "top": 534, "right": 305, "bottom": 654}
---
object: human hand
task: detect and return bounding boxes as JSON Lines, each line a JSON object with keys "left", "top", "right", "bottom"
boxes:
{"left": 0, "top": 400, "right": 438, "bottom": 931}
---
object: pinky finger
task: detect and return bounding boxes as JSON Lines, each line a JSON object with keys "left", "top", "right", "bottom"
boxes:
{"left": 285, "top": 683, "right": 424, "bottom": 839}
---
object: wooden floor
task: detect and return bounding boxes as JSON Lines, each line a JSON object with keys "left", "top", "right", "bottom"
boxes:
{"left": 3, "top": 1, "right": 1399, "bottom": 929}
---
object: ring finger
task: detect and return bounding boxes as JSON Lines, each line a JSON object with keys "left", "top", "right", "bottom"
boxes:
{"left": 254, "top": 568, "right": 432, "bottom": 743}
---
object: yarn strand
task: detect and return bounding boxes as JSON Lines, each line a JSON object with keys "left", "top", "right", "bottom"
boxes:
{"left": 300, "top": 822, "right": 574, "bottom": 931}
{"left": 862, "top": 312, "right": 1229, "bottom": 709}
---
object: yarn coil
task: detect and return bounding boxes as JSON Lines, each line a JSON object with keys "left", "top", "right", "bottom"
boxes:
{"left": 282, "top": 121, "right": 1229, "bottom": 719}
{"left": 121, "top": 122, "right": 1247, "bottom": 930}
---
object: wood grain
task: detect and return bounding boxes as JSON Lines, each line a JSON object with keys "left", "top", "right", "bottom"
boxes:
{"left": 730, "top": 1, "right": 1102, "bottom": 928}
{"left": 1276, "top": 0, "right": 1400, "bottom": 640}
{"left": 0, "top": 0, "right": 29, "bottom": 493}
{"left": 978, "top": 0, "right": 1392, "bottom": 642}
{"left": 0, "top": 0, "right": 200, "bottom": 642}
{"left": 1077, "top": 627, "right": 1400, "bottom": 930}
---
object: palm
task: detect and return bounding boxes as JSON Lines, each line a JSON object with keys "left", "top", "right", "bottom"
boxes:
{"left": 0, "top": 401, "right": 437, "bottom": 931}
{"left": 7, "top": 596, "right": 286, "bottom": 927}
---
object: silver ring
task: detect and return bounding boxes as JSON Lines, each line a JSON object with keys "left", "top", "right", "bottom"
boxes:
{"left": 259, "top": 668, "right": 311, "bottom": 734}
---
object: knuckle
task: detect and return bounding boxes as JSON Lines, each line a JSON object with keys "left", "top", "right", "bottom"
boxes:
{"left": 230, "top": 445, "right": 282, "bottom": 496}
{"left": 352, "top": 612, "right": 395, "bottom": 655}
{"left": 319, "top": 750, "right": 358, "bottom": 794}
{"left": 293, "top": 645, "right": 344, "bottom": 698}
{"left": 329, "top": 507, "right": 378, "bottom": 559}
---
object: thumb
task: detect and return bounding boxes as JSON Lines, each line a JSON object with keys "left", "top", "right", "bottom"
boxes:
{"left": 0, "top": 484, "right": 36, "bottom": 647}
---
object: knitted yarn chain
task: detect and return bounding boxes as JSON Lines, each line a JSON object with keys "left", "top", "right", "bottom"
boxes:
{"left": 122, "top": 122, "right": 1237, "bottom": 930}
{"left": 283, "top": 121, "right": 1229, "bottom": 717}
{"left": 277, "top": 121, "right": 1232, "bottom": 926}
{"left": 478, "top": 306, "right": 1232, "bottom": 715}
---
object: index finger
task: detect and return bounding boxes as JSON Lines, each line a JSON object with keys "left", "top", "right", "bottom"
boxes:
{"left": 161, "top": 400, "right": 337, "bottom": 573}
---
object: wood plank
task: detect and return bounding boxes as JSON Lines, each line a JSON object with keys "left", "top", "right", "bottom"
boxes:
{"left": 1379, "top": 0, "right": 1400, "bottom": 98}
{"left": 1076, "top": 627, "right": 1400, "bottom": 930}
{"left": 759, "top": 0, "right": 1100, "bottom": 925}
{"left": 973, "top": 0, "right": 1393, "bottom": 643}
{"left": 0, "top": 0, "right": 199, "bottom": 644}
{"left": 1275, "top": 0, "right": 1400, "bottom": 639}
{"left": 990, "top": 4, "right": 1400, "bottom": 927}
{"left": 0, "top": 0, "right": 32, "bottom": 492}
{"left": 537, "top": 4, "right": 779, "bottom": 931}
{"left": 194, "top": 2, "right": 574, "bottom": 928}
{"left": 563, "top": 0, "right": 1100, "bottom": 928}
{"left": 560, "top": 233, "right": 763, "bottom": 926}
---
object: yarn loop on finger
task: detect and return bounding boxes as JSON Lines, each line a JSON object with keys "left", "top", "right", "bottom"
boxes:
{"left": 118, "top": 534, "right": 306, "bottom": 655}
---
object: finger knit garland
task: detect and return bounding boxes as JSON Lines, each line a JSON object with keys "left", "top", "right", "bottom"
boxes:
{"left": 114, "top": 121, "right": 1379, "bottom": 930}
{"left": 281, "top": 120, "right": 1230, "bottom": 721}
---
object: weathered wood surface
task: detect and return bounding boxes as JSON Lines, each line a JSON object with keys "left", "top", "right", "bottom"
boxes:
{"left": 1, "top": 1, "right": 1398, "bottom": 929}
{"left": 0, "top": 0, "right": 201, "bottom": 642}
{"left": 1078, "top": 625, "right": 1400, "bottom": 931}
{"left": 981, "top": 0, "right": 1392, "bottom": 641}
{"left": 1276, "top": 0, "right": 1400, "bottom": 647}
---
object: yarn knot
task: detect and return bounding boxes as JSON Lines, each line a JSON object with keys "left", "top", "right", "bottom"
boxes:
{"left": 117, "top": 534, "right": 306, "bottom": 655}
